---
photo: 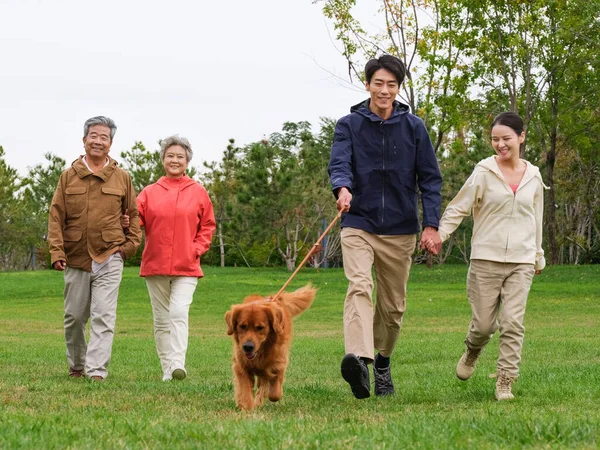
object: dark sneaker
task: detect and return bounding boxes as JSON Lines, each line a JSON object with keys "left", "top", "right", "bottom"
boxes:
{"left": 341, "top": 353, "right": 370, "bottom": 399}
{"left": 172, "top": 368, "right": 187, "bottom": 380}
{"left": 69, "top": 368, "right": 84, "bottom": 378}
{"left": 373, "top": 354, "right": 394, "bottom": 396}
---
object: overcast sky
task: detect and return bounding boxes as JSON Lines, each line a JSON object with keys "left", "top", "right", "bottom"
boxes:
{"left": 0, "top": 0, "right": 382, "bottom": 176}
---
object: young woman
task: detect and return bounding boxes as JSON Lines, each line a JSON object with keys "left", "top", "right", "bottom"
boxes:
{"left": 136, "top": 136, "right": 216, "bottom": 381}
{"left": 428, "top": 112, "right": 546, "bottom": 400}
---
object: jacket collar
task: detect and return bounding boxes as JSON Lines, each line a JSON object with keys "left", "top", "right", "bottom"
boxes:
{"left": 350, "top": 99, "right": 410, "bottom": 122}
{"left": 477, "top": 156, "right": 544, "bottom": 187}
{"left": 72, "top": 156, "right": 118, "bottom": 181}
{"left": 156, "top": 175, "right": 197, "bottom": 190}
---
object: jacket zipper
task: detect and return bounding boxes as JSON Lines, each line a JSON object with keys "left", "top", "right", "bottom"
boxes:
{"left": 506, "top": 173, "right": 533, "bottom": 255}
{"left": 493, "top": 169, "right": 516, "bottom": 258}
{"left": 381, "top": 121, "right": 385, "bottom": 226}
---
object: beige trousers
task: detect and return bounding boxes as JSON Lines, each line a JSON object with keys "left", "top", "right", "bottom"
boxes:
{"left": 341, "top": 227, "right": 416, "bottom": 362}
{"left": 466, "top": 259, "right": 535, "bottom": 376}
{"left": 64, "top": 255, "right": 123, "bottom": 379}
{"left": 145, "top": 276, "right": 198, "bottom": 376}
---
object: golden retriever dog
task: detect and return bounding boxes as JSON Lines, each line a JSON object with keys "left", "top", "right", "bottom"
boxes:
{"left": 225, "top": 284, "right": 316, "bottom": 411}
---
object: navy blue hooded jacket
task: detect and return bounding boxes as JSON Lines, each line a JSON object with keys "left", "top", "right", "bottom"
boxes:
{"left": 328, "top": 99, "right": 442, "bottom": 235}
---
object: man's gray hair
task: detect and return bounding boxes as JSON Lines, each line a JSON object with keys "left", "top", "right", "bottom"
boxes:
{"left": 83, "top": 116, "right": 117, "bottom": 141}
{"left": 159, "top": 135, "right": 193, "bottom": 162}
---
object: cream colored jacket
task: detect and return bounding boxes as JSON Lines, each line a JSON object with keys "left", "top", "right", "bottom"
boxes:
{"left": 439, "top": 156, "right": 547, "bottom": 270}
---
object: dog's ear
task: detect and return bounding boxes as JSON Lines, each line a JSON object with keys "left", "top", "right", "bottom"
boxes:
{"left": 225, "top": 307, "right": 238, "bottom": 335}
{"left": 267, "top": 305, "right": 284, "bottom": 335}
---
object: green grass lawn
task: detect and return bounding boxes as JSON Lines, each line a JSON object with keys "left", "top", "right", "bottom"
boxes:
{"left": 1, "top": 265, "right": 599, "bottom": 449}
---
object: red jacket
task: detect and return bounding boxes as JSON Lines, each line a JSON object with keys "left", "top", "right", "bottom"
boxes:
{"left": 137, "top": 176, "right": 216, "bottom": 277}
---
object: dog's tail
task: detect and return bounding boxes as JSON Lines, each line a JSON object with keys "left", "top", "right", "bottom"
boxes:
{"left": 279, "top": 284, "right": 317, "bottom": 317}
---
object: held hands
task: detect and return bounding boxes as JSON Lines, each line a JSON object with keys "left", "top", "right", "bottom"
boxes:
{"left": 336, "top": 187, "right": 352, "bottom": 212}
{"left": 419, "top": 227, "right": 442, "bottom": 255}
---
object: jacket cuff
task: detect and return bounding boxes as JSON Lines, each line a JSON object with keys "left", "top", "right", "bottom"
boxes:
{"left": 195, "top": 243, "right": 205, "bottom": 258}
{"left": 121, "top": 243, "right": 135, "bottom": 259}
{"left": 535, "top": 255, "right": 546, "bottom": 271}
{"left": 439, "top": 229, "right": 449, "bottom": 243}
{"left": 50, "top": 252, "right": 66, "bottom": 265}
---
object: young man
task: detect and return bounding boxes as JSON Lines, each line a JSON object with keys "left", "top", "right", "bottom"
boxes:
{"left": 329, "top": 55, "right": 442, "bottom": 398}
{"left": 48, "top": 116, "right": 142, "bottom": 381}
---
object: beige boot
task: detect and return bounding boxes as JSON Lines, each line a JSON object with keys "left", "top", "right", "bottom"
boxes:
{"left": 456, "top": 348, "right": 482, "bottom": 380}
{"left": 495, "top": 370, "right": 516, "bottom": 401}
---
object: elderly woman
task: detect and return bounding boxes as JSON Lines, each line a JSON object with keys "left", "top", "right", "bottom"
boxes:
{"left": 136, "top": 135, "right": 216, "bottom": 381}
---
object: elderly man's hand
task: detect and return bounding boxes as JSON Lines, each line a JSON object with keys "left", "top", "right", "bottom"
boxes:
{"left": 121, "top": 209, "right": 130, "bottom": 230}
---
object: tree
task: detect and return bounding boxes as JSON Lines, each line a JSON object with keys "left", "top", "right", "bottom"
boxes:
{"left": 120, "top": 141, "right": 164, "bottom": 194}
{"left": 317, "top": 0, "right": 600, "bottom": 267}
{"left": 20, "top": 152, "right": 67, "bottom": 268}
{"left": 0, "top": 146, "right": 28, "bottom": 269}
{"left": 202, "top": 139, "right": 242, "bottom": 267}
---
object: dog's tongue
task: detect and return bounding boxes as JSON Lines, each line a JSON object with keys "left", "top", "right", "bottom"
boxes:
{"left": 245, "top": 353, "right": 256, "bottom": 360}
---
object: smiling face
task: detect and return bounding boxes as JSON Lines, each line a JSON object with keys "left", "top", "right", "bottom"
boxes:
{"left": 491, "top": 124, "right": 525, "bottom": 163}
{"left": 162, "top": 145, "right": 188, "bottom": 178}
{"left": 82, "top": 125, "right": 112, "bottom": 161}
{"left": 366, "top": 68, "right": 399, "bottom": 119}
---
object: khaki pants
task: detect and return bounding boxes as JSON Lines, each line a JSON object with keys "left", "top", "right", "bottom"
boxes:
{"left": 466, "top": 259, "right": 535, "bottom": 376}
{"left": 341, "top": 227, "right": 416, "bottom": 362}
{"left": 145, "top": 276, "right": 198, "bottom": 376}
{"left": 64, "top": 255, "right": 123, "bottom": 379}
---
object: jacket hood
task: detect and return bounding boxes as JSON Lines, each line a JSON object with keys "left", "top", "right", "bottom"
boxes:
{"left": 475, "top": 156, "right": 546, "bottom": 188}
{"left": 350, "top": 99, "right": 410, "bottom": 121}
{"left": 156, "top": 175, "right": 197, "bottom": 190}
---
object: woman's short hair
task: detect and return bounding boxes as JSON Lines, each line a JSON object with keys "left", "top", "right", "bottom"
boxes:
{"left": 159, "top": 135, "right": 193, "bottom": 162}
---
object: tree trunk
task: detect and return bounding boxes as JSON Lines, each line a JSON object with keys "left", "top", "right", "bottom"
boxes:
{"left": 546, "top": 87, "right": 559, "bottom": 265}
{"left": 218, "top": 221, "right": 225, "bottom": 268}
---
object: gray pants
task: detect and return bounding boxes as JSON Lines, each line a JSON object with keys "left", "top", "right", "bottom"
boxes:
{"left": 64, "top": 255, "right": 123, "bottom": 379}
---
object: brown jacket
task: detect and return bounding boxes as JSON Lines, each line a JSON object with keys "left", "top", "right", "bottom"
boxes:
{"left": 48, "top": 156, "right": 142, "bottom": 272}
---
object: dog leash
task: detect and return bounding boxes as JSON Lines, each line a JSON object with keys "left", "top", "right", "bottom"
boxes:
{"left": 270, "top": 210, "right": 343, "bottom": 302}
{"left": 269, "top": 209, "right": 433, "bottom": 301}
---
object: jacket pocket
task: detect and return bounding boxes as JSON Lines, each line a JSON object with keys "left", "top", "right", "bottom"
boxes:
{"left": 101, "top": 187, "right": 124, "bottom": 214}
{"left": 350, "top": 168, "right": 380, "bottom": 217}
{"left": 64, "top": 228, "right": 83, "bottom": 242}
{"left": 65, "top": 187, "right": 87, "bottom": 218}
{"left": 101, "top": 228, "right": 125, "bottom": 243}
{"left": 390, "top": 170, "right": 417, "bottom": 220}
{"left": 63, "top": 228, "right": 83, "bottom": 258}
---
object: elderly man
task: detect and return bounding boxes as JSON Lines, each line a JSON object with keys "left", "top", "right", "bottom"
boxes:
{"left": 48, "top": 116, "right": 141, "bottom": 381}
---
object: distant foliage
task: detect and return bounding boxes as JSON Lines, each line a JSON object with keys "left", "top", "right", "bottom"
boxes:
{"left": 1, "top": 0, "right": 599, "bottom": 270}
